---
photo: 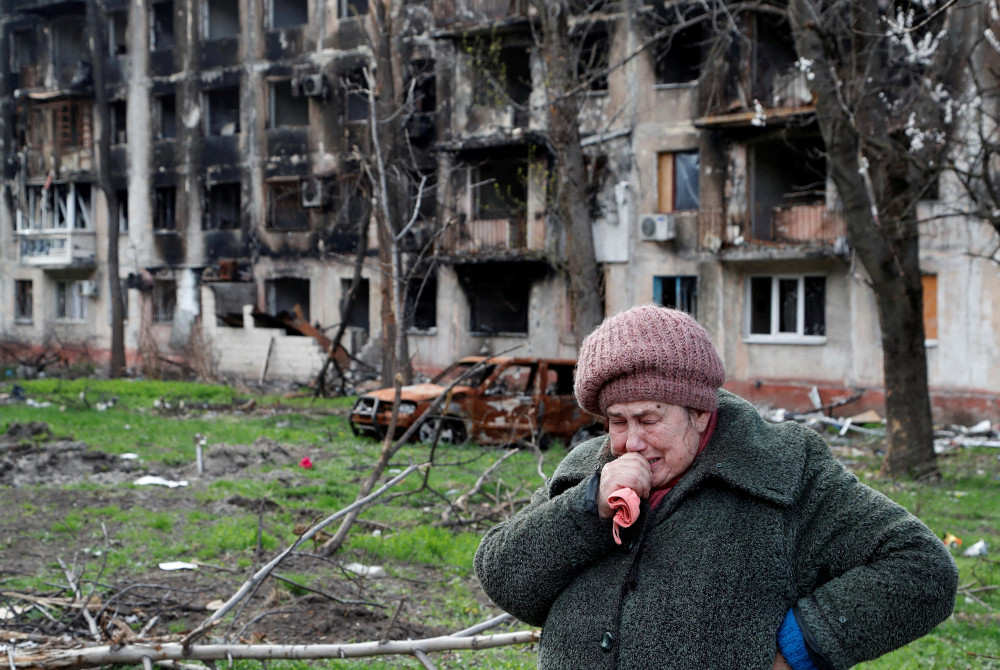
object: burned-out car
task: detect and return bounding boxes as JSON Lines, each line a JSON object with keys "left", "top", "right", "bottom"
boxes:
{"left": 348, "top": 356, "right": 603, "bottom": 447}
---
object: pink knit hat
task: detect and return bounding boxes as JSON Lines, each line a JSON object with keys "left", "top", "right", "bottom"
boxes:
{"left": 574, "top": 305, "right": 726, "bottom": 416}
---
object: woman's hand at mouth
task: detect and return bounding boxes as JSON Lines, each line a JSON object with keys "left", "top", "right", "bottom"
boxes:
{"left": 597, "top": 453, "right": 651, "bottom": 519}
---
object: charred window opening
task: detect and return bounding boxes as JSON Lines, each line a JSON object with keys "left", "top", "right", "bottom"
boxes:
{"left": 267, "top": 277, "right": 310, "bottom": 322}
{"left": 340, "top": 278, "right": 370, "bottom": 330}
{"left": 11, "top": 29, "right": 38, "bottom": 85}
{"left": 748, "top": 275, "right": 825, "bottom": 340}
{"left": 205, "top": 0, "right": 240, "bottom": 40}
{"left": 344, "top": 70, "right": 369, "bottom": 123}
{"left": 108, "top": 10, "right": 128, "bottom": 55}
{"left": 750, "top": 133, "right": 826, "bottom": 239}
{"left": 206, "top": 87, "right": 240, "bottom": 135}
{"left": 467, "top": 38, "right": 532, "bottom": 108}
{"left": 657, "top": 150, "right": 699, "bottom": 212}
{"left": 340, "top": 0, "right": 369, "bottom": 18}
{"left": 753, "top": 14, "right": 798, "bottom": 105}
{"left": 269, "top": 0, "right": 308, "bottom": 29}
{"left": 583, "top": 155, "right": 607, "bottom": 218}
{"left": 152, "top": 277, "right": 176, "bottom": 322}
{"left": 204, "top": 183, "right": 241, "bottom": 230}
{"left": 155, "top": 94, "right": 176, "bottom": 139}
{"left": 56, "top": 281, "right": 88, "bottom": 321}
{"left": 654, "top": 275, "right": 698, "bottom": 318}
{"left": 472, "top": 157, "right": 527, "bottom": 220}
{"left": 576, "top": 26, "right": 610, "bottom": 92}
{"left": 110, "top": 100, "right": 127, "bottom": 145}
{"left": 152, "top": 2, "right": 175, "bottom": 51}
{"left": 407, "top": 60, "right": 437, "bottom": 113}
{"left": 654, "top": 21, "right": 703, "bottom": 86}
{"left": 270, "top": 80, "right": 309, "bottom": 128}
{"left": 15, "top": 280, "right": 33, "bottom": 322}
{"left": 266, "top": 179, "right": 308, "bottom": 230}
{"left": 117, "top": 190, "right": 128, "bottom": 231}
{"left": 404, "top": 274, "right": 437, "bottom": 331}
{"left": 458, "top": 263, "right": 542, "bottom": 336}
{"left": 52, "top": 17, "right": 86, "bottom": 86}
{"left": 154, "top": 186, "right": 176, "bottom": 231}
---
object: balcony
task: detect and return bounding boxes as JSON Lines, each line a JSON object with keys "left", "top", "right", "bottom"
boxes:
{"left": 439, "top": 216, "right": 534, "bottom": 256}
{"left": 699, "top": 205, "right": 847, "bottom": 255}
{"left": 433, "top": 0, "right": 533, "bottom": 27}
{"left": 16, "top": 228, "right": 97, "bottom": 268}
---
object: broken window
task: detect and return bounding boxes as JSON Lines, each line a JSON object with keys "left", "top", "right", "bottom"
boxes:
{"left": 344, "top": 70, "right": 369, "bottom": 123}
{"left": 270, "top": 80, "right": 309, "bottom": 128}
{"left": 922, "top": 274, "right": 938, "bottom": 342}
{"left": 22, "top": 183, "right": 92, "bottom": 230}
{"left": 266, "top": 179, "right": 308, "bottom": 230}
{"left": 152, "top": 2, "right": 175, "bottom": 50}
{"left": 340, "top": 278, "right": 370, "bottom": 330}
{"left": 747, "top": 275, "right": 825, "bottom": 340}
{"left": 205, "top": 0, "right": 240, "bottom": 40}
{"left": 407, "top": 60, "right": 437, "bottom": 113}
{"left": 56, "top": 281, "right": 88, "bottom": 320}
{"left": 11, "top": 28, "right": 38, "bottom": 84}
{"left": 576, "top": 27, "right": 610, "bottom": 92}
{"left": 270, "top": 0, "right": 309, "bottom": 28}
{"left": 111, "top": 100, "right": 127, "bottom": 145}
{"left": 268, "top": 277, "right": 311, "bottom": 322}
{"left": 657, "top": 150, "right": 699, "bottom": 212}
{"left": 654, "top": 275, "right": 698, "bottom": 318}
{"left": 52, "top": 17, "right": 86, "bottom": 85}
{"left": 117, "top": 190, "right": 128, "bottom": 232}
{"left": 154, "top": 186, "right": 176, "bottom": 231}
{"left": 459, "top": 263, "right": 534, "bottom": 335}
{"left": 487, "top": 363, "right": 535, "bottom": 395}
{"left": 108, "top": 10, "right": 128, "bottom": 55}
{"left": 156, "top": 94, "right": 176, "bottom": 139}
{"left": 467, "top": 38, "right": 532, "bottom": 108}
{"left": 654, "top": 21, "right": 703, "bottom": 86}
{"left": 206, "top": 87, "right": 240, "bottom": 135}
{"left": 473, "top": 157, "right": 527, "bottom": 220}
{"left": 152, "top": 278, "right": 176, "bottom": 322}
{"left": 15, "top": 280, "right": 33, "bottom": 322}
{"left": 404, "top": 274, "right": 436, "bottom": 331}
{"left": 340, "top": 0, "right": 369, "bottom": 18}
{"left": 750, "top": 135, "right": 827, "bottom": 240}
{"left": 204, "top": 183, "right": 241, "bottom": 230}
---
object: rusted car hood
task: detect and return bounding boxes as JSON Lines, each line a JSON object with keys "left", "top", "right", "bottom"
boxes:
{"left": 364, "top": 383, "right": 471, "bottom": 402}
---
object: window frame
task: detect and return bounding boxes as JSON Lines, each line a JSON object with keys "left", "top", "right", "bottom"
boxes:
{"left": 15, "top": 280, "right": 33, "bottom": 323}
{"left": 653, "top": 275, "right": 698, "bottom": 318}
{"left": 657, "top": 150, "right": 700, "bottom": 213}
{"left": 744, "top": 274, "right": 826, "bottom": 344}
{"left": 55, "top": 280, "right": 89, "bottom": 321}
{"left": 269, "top": 79, "right": 309, "bottom": 128}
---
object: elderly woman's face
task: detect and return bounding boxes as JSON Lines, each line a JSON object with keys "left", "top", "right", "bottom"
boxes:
{"left": 606, "top": 401, "right": 710, "bottom": 489}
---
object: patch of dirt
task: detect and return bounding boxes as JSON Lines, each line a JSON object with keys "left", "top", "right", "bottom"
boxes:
{"left": 0, "top": 422, "right": 496, "bottom": 652}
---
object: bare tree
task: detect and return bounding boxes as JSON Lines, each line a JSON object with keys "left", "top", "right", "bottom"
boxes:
{"left": 786, "top": 0, "right": 979, "bottom": 477}
{"left": 85, "top": 0, "right": 126, "bottom": 377}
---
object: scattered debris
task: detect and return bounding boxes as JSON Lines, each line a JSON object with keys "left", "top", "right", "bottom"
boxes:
{"left": 944, "top": 533, "right": 963, "bottom": 549}
{"left": 134, "top": 476, "right": 189, "bottom": 488}
{"left": 963, "top": 540, "right": 989, "bottom": 557}
{"left": 343, "top": 563, "right": 386, "bottom": 579}
{"left": 300, "top": 456, "right": 314, "bottom": 469}
{"left": 158, "top": 561, "right": 198, "bottom": 571}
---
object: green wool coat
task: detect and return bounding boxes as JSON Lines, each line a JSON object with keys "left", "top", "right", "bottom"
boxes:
{"left": 474, "top": 391, "right": 957, "bottom": 669}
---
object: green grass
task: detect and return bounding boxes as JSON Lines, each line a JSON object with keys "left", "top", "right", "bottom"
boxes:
{"left": 3, "top": 378, "right": 998, "bottom": 668}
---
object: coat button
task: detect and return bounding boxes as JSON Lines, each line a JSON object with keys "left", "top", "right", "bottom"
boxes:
{"left": 600, "top": 631, "right": 614, "bottom": 651}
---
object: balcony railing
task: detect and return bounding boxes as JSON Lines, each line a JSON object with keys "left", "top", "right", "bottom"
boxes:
{"left": 439, "top": 216, "right": 530, "bottom": 255}
{"left": 698, "top": 204, "right": 846, "bottom": 250}
{"left": 16, "top": 228, "right": 97, "bottom": 267}
{"left": 433, "top": 0, "right": 532, "bottom": 24}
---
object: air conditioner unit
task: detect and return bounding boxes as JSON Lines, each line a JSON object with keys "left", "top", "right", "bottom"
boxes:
{"left": 294, "top": 73, "right": 328, "bottom": 99}
{"left": 638, "top": 213, "right": 677, "bottom": 242}
{"left": 300, "top": 176, "right": 328, "bottom": 209}
{"left": 79, "top": 280, "right": 99, "bottom": 297}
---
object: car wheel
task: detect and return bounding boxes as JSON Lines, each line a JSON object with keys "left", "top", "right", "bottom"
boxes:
{"left": 569, "top": 425, "right": 604, "bottom": 449}
{"left": 418, "top": 417, "right": 468, "bottom": 445}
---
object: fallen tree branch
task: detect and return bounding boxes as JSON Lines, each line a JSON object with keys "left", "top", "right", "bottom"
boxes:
{"left": 9, "top": 631, "right": 540, "bottom": 670}
{"left": 183, "top": 462, "right": 427, "bottom": 647}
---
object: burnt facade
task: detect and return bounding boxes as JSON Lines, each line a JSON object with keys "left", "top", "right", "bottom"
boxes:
{"left": 1, "top": 1, "right": 998, "bottom": 421}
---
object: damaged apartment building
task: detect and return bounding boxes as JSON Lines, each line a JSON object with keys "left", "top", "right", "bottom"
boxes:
{"left": 1, "top": 1, "right": 998, "bottom": 421}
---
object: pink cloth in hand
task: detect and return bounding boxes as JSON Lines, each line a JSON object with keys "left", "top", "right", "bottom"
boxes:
{"left": 608, "top": 487, "right": 641, "bottom": 545}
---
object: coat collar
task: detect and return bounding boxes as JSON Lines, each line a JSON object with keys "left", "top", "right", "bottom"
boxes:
{"left": 671, "top": 391, "right": 809, "bottom": 507}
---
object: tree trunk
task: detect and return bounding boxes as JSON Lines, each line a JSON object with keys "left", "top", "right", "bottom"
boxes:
{"left": 86, "top": 0, "right": 126, "bottom": 377}
{"left": 534, "top": 0, "right": 604, "bottom": 346}
{"left": 789, "top": 0, "right": 937, "bottom": 478}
